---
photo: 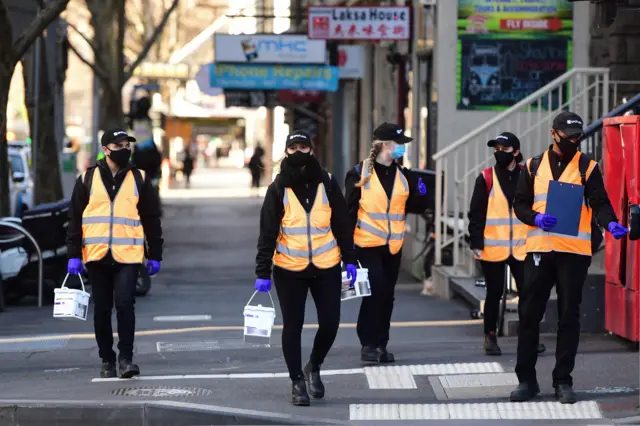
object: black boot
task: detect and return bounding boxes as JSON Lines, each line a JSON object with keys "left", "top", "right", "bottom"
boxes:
{"left": 484, "top": 332, "right": 502, "bottom": 356}
{"left": 555, "top": 384, "right": 577, "bottom": 404}
{"left": 100, "top": 360, "right": 117, "bottom": 378}
{"left": 118, "top": 359, "right": 140, "bottom": 379}
{"left": 376, "top": 345, "right": 395, "bottom": 363}
{"left": 291, "top": 376, "right": 311, "bottom": 406}
{"left": 509, "top": 382, "right": 540, "bottom": 402}
{"left": 303, "top": 362, "right": 325, "bottom": 399}
{"left": 537, "top": 343, "right": 546, "bottom": 354}
{"left": 360, "top": 345, "right": 378, "bottom": 365}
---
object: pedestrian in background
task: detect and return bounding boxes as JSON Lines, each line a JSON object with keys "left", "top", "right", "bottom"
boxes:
{"left": 511, "top": 112, "right": 627, "bottom": 403}
{"left": 248, "top": 144, "right": 265, "bottom": 196}
{"left": 254, "top": 131, "right": 357, "bottom": 406}
{"left": 345, "top": 123, "right": 429, "bottom": 365}
{"left": 182, "top": 146, "right": 194, "bottom": 188}
{"left": 66, "top": 128, "right": 163, "bottom": 379}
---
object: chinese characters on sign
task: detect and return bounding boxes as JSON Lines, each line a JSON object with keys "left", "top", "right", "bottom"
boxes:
{"left": 308, "top": 7, "right": 410, "bottom": 40}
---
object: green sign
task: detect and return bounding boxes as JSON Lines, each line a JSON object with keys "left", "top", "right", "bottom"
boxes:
{"left": 457, "top": 0, "right": 573, "bottom": 111}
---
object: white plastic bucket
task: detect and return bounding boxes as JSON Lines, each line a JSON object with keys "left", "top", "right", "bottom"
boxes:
{"left": 341, "top": 261, "right": 371, "bottom": 302}
{"left": 243, "top": 290, "right": 276, "bottom": 345}
{"left": 53, "top": 273, "right": 90, "bottom": 321}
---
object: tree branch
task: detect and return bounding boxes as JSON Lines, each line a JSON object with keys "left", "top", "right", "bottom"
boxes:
{"left": 125, "top": 0, "right": 179, "bottom": 81}
{"left": 66, "top": 21, "right": 97, "bottom": 54}
{"left": 67, "top": 39, "right": 110, "bottom": 83}
{"left": 13, "top": 0, "right": 70, "bottom": 60}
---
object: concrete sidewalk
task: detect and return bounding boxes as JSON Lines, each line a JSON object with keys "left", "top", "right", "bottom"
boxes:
{"left": 0, "top": 167, "right": 637, "bottom": 424}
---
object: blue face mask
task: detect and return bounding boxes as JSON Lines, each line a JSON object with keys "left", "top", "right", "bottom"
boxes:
{"left": 391, "top": 144, "right": 406, "bottom": 159}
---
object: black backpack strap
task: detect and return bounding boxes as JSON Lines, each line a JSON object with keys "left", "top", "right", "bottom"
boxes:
{"left": 322, "top": 170, "right": 333, "bottom": 199}
{"left": 577, "top": 153, "right": 593, "bottom": 209}
{"left": 528, "top": 154, "right": 543, "bottom": 187}
{"left": 130, "top": 168, "right": 146, "bottom": 196}
{"left": 83, "top": 167, "right": 96, "bottom": 195}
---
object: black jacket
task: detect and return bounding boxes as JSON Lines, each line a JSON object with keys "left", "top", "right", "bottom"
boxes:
{"left": 513, "top": 147, "right": 618, "bottom": 228}
{"left": 66, "top": 160, "right": 164, "bottom": 263}
{"left": 468, "top": 163, "right": 522, "bottom": 250}
{"left": 255, "top": 157, "right": 356, "bottom": 280}
{"left": 344, "top": 160, "right": 429, "bottom": 237}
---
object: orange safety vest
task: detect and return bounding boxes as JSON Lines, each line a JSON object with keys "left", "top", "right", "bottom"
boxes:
{"left": 272, "top": 181, "right": 341, "bottom": 272}
{"left": 81, "top": 169, "right": 146, "bottom": 264}
{"left": 354, "top": 159, "right": 409, "bottom": 254}
{"left": 525, "top": 151, "right": 596, "bottom": 256}
{"left": 476, "top": 167, "right": 528, "bottom": 262}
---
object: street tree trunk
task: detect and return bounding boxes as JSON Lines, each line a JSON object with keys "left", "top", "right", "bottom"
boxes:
{"left": 22, "top": 45, "right": 63, "bottom": 205}
{"left": 0, "top": 76, "right": 11, "bottom": 216}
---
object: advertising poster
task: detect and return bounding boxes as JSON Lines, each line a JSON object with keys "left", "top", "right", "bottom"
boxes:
{"left": 457, "top": 0, "right": 573, "bottom": 111}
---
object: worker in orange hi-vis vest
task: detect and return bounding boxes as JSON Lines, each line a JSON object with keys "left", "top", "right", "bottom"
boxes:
{"left": 345, "top": 123, "right": 430, "bottom": 366}
{"left": 510, "top": 112, "right": 627, "bottom": 404}
{"left": 468, "top": 132, "right": 545, "bottom": 357}
{"left": 66, "top": 128, "right": 163, "bottom": 380}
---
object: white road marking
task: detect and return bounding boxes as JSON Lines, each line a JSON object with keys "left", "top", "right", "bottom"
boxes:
{"left": 44, "top": 368, "right": 81, "bottom": 373}
{"left": 91, "top": 362, "right": 503, "bottom": 384}
{"left": 349, "top": 401, "right": 603, "bottom": 420}
{"left": 153, "top": 315, "right": 212, "bottom": 322}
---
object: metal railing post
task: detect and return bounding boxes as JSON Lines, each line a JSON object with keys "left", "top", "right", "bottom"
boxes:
{"left": 434, "top": 159, "right": 443, "bottom": 265}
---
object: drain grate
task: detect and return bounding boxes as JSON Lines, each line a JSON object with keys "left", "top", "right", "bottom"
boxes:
{"left": 0, "top": 337, "right": 69, "bottom": 353}
{"left": 112, "top": 386, "right": 213, "bottom": 398}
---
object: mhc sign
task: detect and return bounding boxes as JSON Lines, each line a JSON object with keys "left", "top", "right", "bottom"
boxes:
{"left": 214, "top": 34, "right": 327, "bottom": 64}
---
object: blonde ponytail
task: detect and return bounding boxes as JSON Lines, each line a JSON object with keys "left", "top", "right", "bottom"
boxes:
{"left": 355, "top": 141, "right": 383, "bottom": 188}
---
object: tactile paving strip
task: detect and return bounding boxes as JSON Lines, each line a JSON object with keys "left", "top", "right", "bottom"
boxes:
{"left": 0, "top": 337, "right": 69, "bottom": 353}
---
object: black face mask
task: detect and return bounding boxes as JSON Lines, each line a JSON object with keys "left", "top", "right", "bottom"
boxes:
{"left": 494, "top": 151, "right": 515, "bottom": 167}
{"left": 107, "top": 148, "right": 131, "bottom": 167}
{"left": 556, "top": 137, "right": 578, "bottom": 156}
{"left": 287, "top": 151, "right": 311, "bottom": 167}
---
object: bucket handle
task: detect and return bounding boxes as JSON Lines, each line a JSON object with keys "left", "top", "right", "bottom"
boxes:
{"left": 341, "top": 260, "right": 364, "bottom": 270}
{"left": 60, "top": 273, "right": 86, "bottom": 293}
{"left": 247, "top": 290, "right": 275, "bottom": 308}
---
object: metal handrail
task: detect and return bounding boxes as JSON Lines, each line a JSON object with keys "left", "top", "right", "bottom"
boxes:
{"left": 0, "top": 221, "right": 44, "bottom": 307}
{"left": 581, "top": 91, "right": 640, "bottom": 139}
{"left": 433, "top": 68, "right": 610, "bottom": 161}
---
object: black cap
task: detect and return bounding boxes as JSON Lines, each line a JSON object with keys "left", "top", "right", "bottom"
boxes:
{"left": 285, "top": 131, "right": 313, "bottom": 149}
{"left": 487, "top": 131, "right": 521, "bottom": 150}
{"left": 373, "top": 122, "right": 413, "bottom": 144}
{"left": 552, "top": 111, "right": 584, "bottom": 136}
{"left": 101, "top": 128, "right": 136, "bottom": 146}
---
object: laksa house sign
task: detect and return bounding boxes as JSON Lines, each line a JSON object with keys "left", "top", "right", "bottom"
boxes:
{"left": 308, "top": 6, "right": 410, "bottom": 40}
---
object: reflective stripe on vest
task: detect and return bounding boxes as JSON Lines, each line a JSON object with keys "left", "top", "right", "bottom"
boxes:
{"left": 273, "top": 181, "right": 340, "bottom": 272}
{"left": 525, "top": 151, "right": 596, "bottom": 256}
{"left": 354, "top": 159, "right": 409, "bottom": 254}
{"left": 81, "top": 169, "right": 145, "bottom": 264}
{"left": 477, "top": 167, "right": 528, "bottom": 262}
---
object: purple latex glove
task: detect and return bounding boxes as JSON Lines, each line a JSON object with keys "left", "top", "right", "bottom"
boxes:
{"left": 67, "top": 258, "right": 84, "bottom": 274}
{"left": 346, "top": 264, "right": 357, "bottom": 287}
{"left": 534, "top": 214, "right": 557, "bottom": 231}
{"left": 254, "top": 278, "right": 272, "bottom": 292}
{"left": 146, "top": 260, "right": 161, "bottom": 276}
{"left": 607, "top": 222, "right": 629, "bottom": 240}
{"left": 417, "top": 178, "right": 427, "bottom": 195}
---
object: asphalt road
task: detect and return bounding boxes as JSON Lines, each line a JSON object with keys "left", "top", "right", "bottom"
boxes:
{"left": 0, "top": 167, "right": 638, "bottom": 425}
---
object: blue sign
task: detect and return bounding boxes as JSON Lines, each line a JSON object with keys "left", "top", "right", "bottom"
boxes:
{"left": 209, "top": 64, "right": 339, "bottom": 92}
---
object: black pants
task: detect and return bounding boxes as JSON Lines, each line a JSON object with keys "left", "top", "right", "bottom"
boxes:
{"left": 251, "top": 171, "right": 261, "bottom": 188}
{"left": 515, "top": 252, "right": 591, "bottom": 387}
{"left": 87, "top": 262, "right": 139, "bottom": 362}
{"left": 480, "top": 257, "right": 524, "bottom": 335}
{"left": 356, "top": 246, "right": 402, "bottom": 347}
{"left": 273, "top": 265, "right": 342, "bottom": 380}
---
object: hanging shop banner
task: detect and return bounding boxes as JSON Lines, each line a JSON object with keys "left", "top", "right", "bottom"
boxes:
{"left": 456, "top": 0, "right": 573, "bottom": 111}
{"left": 209, "top": 63, "right": 339, "bottom": 92}
{"left": 308, "top": 6, "right": 410, "bottom": 40}
{"left": 214, "top": 34, "right": 327, "bottom": 64}
{"left": 338, "top": 45, "right": 364, "bottom": 79}
{"left": 224, "top": 90, "right": 279, "bottom": 108}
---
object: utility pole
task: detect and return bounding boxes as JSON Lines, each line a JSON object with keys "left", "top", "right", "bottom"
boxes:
{"left": 261, "top": 0, "right": 274, "bottom": 186}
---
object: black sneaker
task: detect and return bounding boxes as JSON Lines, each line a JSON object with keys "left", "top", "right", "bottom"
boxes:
{"left": 360, "top": 345, "right": 378, "bottom": 365}
{"left": 291, "top": 376, "right": 310, "bottom": 406}
{"left": 509, "top": 382, "right": 540, "bottom": 402}
{"left": 100, "top": 360, "right": 117, "bottom": 378}
{"left": 303, "top": 362, "right": 325, "bottom": 399}
{"left": 376, "top": 346, "right": 395, "bottom": 363}
{"left": 118, "top": 359, "right": 140, "bottom": 379}
{"left": 484, "top": 332, "right": 502, "bottom": 356}
{"left": 537, "top": 343, "right": 546, "bottom": 354}
{"left": 555, "top": 384, "right": 577, "bottom": 404}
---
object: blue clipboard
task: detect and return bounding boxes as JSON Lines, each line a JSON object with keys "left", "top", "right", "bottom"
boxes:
{"left": 544, "top": 180, "right": 584, "bottom": 237}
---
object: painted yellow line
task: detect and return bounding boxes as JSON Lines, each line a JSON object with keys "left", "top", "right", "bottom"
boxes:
{"left": 0, "top": 319, "right": 481, "bottom": 344}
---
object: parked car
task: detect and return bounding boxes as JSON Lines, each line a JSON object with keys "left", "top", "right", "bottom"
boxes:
{"left": 8, "top": 144, "right": 34, "bottom": 215}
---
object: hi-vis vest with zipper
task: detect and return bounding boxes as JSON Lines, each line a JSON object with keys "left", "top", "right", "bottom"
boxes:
{"left": 81, "top": 169, "right": 145, "bottom": 264}
{"left": 272, "top": 180, "right": 341, "bottom": 272}
{"left": 476, "top": 167, "right": 528, "bottom": 262}
{"left": 525, "top": 151, "right": 596, "bottom": 256}
{"left": 354, "top": 159, "right": 409, "bottom": 254}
